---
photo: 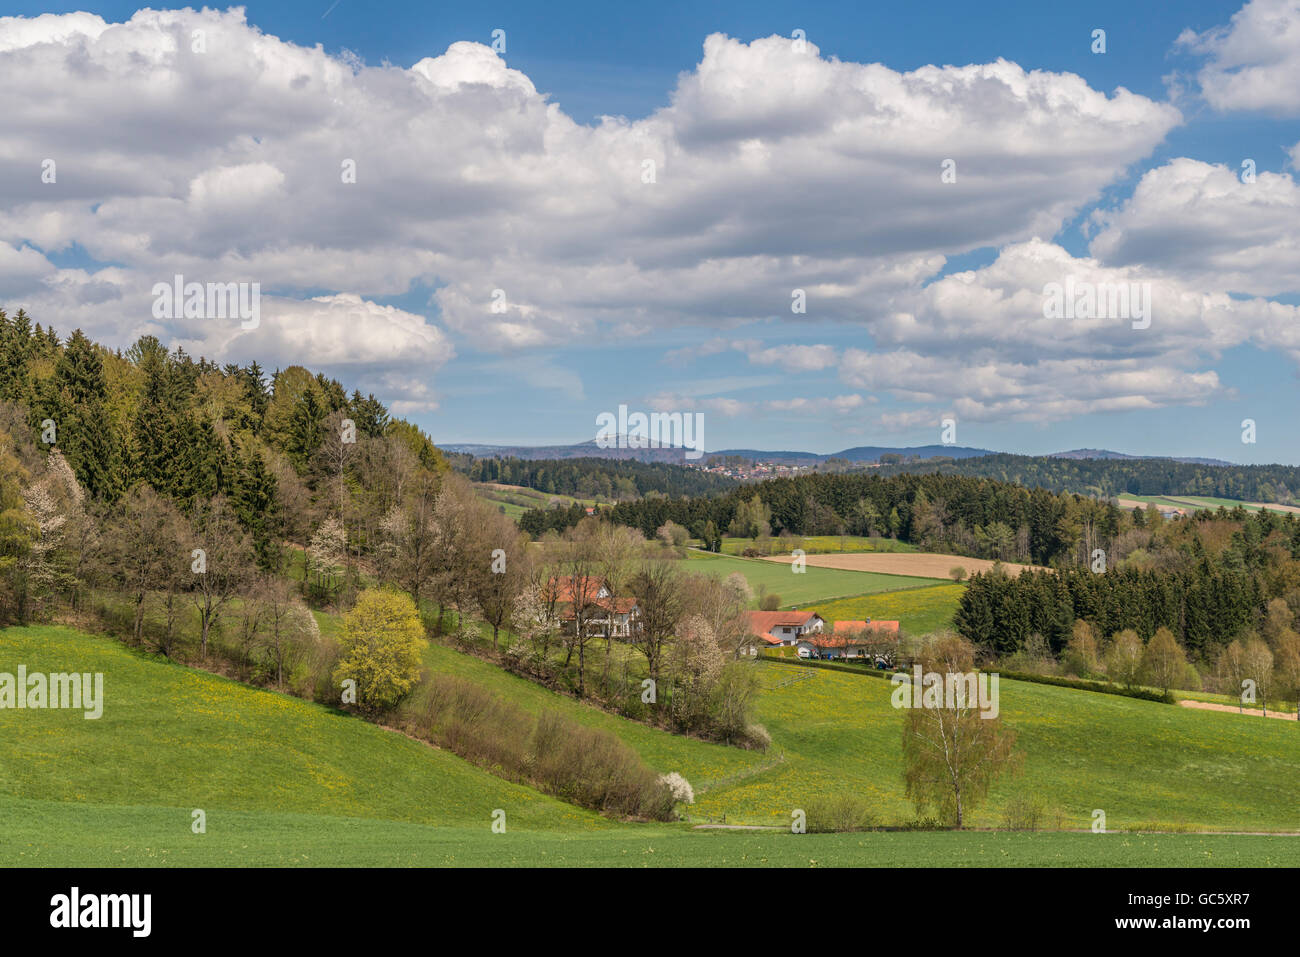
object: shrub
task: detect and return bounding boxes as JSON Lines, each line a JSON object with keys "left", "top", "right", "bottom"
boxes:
{"left": 1001, "top": 794, "right": 1045, "bottom": 831}
{"left": 804, "top": 792, "right": 876, "bottom": 833}
{"left": 531, "top": 712, "right": 673, "bottom": 819}
{"left": 301, "top": 628, "right": 340, "bottom": 704}
{"left": 897, "top": 817, "right": 945, "bottom": 830}
{"left": 406, "top": 674, "right": 675, "bottom": 821}
{"left": 997, "top": 669, "right": 1174, "bottom": 704}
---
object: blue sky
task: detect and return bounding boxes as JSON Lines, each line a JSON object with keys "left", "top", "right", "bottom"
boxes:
{"left": 2, "top": 1, "right": 1299, "bottom": 461}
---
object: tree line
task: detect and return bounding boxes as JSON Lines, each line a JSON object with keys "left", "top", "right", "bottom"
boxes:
{"left": 523, "top": 470, "right": 1129, "bottom": 567}
{"left": 449, "top": 453, "right": 735, "bottom": 501}
{"left": 953, "top": 505, "right": 1300, "bottom": 711}
{"left": 869, "top": 452, "right": 1300, "bottom": 505}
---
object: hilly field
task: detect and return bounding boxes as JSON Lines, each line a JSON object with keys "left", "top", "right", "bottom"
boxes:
{"left": 696, "top": 662, "right": 1300, "bottom": 833}
{"left": 684, "top": 549, "right": 943, "bottom": 607}
{"left": 3, "top": 624, "right": 1299, "bottom": 866}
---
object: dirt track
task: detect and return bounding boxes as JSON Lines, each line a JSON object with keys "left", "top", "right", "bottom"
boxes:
{"left": 761, "top": 552, "right": 1041, "bottom": 578}
{"left": 1178, "top": 699, "right": 1297, "bottom": 721}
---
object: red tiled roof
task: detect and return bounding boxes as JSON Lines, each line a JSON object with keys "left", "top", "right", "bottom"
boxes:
{"left": 550, "top": 576, "right": 608, "bottom": 603}
{"left": 806, "top": 624, "right": 899, "bottom": 647}
{"left": 818, "top": 620, "right": 900, "bottom": 643}
{"left": 809, "top": 634, "right": 852, "bottom": 648}
{"left": 744, "top": 610, "right": 823, "bottom": 636}
{"left": 810, "top": 622, "right": 899, "bottom": 649}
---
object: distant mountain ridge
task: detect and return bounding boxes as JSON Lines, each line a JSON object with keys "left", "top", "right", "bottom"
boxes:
{"left": 1049, "top": 448, "right": 1235, "bottom": 467}
{"left": 713, "top": 444, "right": 995, "bottom": 463}
{"left": 441, "top": 440, "right": 1238, "bottom": 467}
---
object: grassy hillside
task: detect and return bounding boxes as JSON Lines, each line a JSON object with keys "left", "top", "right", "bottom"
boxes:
{"left": 474, "top": 483, "right": 595, "bottom": 520}
{"left": 694, "top": 662, "right": 1300, "bottom": 832}
{"left": 684, "top": 550, "right": 941, "bottom": 608}
{"left": 411, "top": 625, "right": 1300, "bottom": 834}
{"left": 6, "top": 623, "right": 1300, "bottom": 867}
{"left": 0, "top": 626, "right": 605, "bottom": 839}
{"left": 807, "top": 583, "right": 966, "bottom": 635}
{"left": 408, "top": 640, "right": 772, "bottom": 791}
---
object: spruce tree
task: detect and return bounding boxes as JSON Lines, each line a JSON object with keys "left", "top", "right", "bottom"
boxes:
{"left": 52, "top": 330, "right": 125, "bottom": 501}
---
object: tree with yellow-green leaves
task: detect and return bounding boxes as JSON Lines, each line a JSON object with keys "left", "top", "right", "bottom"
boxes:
{"left": 0, "top": 431, "right": 37, "bottom": 623}
{"left": 1140, "top": 626, "right": 1186, "bottom": 697}
{"left": 333, "top": 588, "right": 427, "bottom": 713}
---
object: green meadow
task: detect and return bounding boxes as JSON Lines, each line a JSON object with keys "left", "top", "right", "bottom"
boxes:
{"left": 806, "top": 582, "right": 967, "bottom": 635}
{"left": 4, "top": 623, "right": 1298, "bottom": 867}
{"left": 0, "top": 626, "right": 602, "bottom": 835}
{"left": 473, "top": 483, "right": 596, "bottom": 520}
{"left": 691, "top": 662, "right": 1300, "bottom": 832}
{"left": 5, "top": 795, "right": 1296, "bottom": 867}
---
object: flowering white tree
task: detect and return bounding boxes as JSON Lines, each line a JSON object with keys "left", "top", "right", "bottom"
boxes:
{"left": 20, "top": 451, "right": 82, "bottom": 614}
{"left": 658, "top": 772, "right": 694, "bottom": 805}
{"left": 512, "top": 575, "right": 563, "bottom": 659}
{"left": 668, "top": 615, "right": 725, "bottom": 729}
{"left": 307, "top": 515, "right": 347, "bottom": 602}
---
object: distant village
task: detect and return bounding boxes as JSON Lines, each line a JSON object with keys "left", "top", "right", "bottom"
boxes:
{"left": 697, "top": 455, "right": 886, "bottom": 481}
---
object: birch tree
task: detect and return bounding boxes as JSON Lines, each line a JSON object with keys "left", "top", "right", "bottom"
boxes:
{"left": 901, "top": 634, "right": 1020, "bottom": 828}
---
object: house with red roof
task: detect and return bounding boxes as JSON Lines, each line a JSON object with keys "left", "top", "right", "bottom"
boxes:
{"left": 800, "top": 619, "right": 901, "bottom": 664}
{"left": 744, "top": 609, "right": 826, "bottom": 648}
{"left": 549, "top": 575, "right": 640, "bottom": 639}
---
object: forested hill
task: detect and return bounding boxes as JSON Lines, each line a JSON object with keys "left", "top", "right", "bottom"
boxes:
{"left": 0, "top": 308, "right": 447, "bottom": 565}
{"left": 448, "top": 453, "right": 736, "bottom": 500}
{"left": 871, "top": 453, "right": 1300, "bottom": 504}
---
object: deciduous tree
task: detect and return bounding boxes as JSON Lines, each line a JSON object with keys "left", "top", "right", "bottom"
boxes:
{"left": 1140, "top": 626, "right": 1186, "bottom": 696}
{"left": 190, "top": 496, "right": 253, "bottom": 658}
{"left": 102, "top": 486, "right": 185, "bottom": 646}
{"left": 333, "top": 588, "right": 427, "bottom": 713}
{"left": 901, "top": 634, "right": 1020, "bottom": 828}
